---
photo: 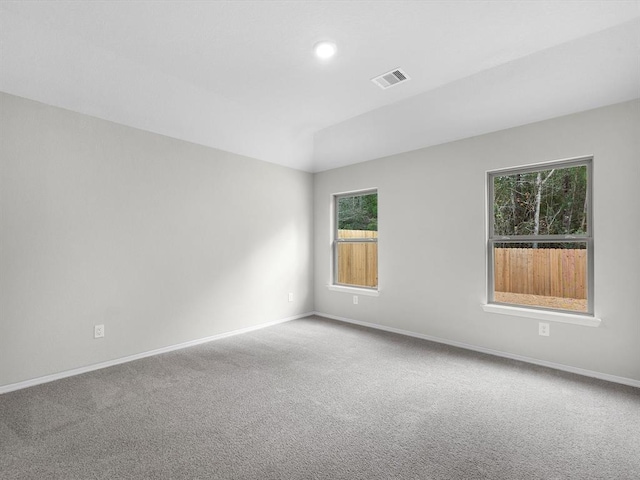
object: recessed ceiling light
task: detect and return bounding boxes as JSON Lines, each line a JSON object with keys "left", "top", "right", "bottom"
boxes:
{"left": 314, "top": 41, "right": 337, "bottom": 59}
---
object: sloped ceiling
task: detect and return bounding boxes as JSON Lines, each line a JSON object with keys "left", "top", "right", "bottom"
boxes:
{"left": 1, "top": 1, "right": 639, "bottom": 172}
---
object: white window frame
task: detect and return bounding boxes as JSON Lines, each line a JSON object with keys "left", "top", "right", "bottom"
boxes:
{"left": 331, "top": 189, "right": 379, "bottom": 293}
{"left": 484, "top": 156, "right": 598, "bottom": 325}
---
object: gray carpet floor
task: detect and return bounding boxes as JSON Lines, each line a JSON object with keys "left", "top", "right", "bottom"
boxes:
{"left": 1, "top": 315, "right": 639, "bottom": 479}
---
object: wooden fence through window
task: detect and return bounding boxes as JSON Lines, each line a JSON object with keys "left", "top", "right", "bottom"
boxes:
{"left": 494, "top": 248, "right": 587, "bottom": 299}
{"left": 337, "top": 230, "right": 378, "bottom": 287}
{"left": 337, "top": 236, "right": 585, "bottom": 299}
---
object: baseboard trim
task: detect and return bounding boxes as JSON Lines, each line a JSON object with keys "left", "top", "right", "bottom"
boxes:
{"left": 0, "top": 312, "right": 313, "bottom": 394}
{"left": 313, "top": 312, "right": 640, "bottom": 389}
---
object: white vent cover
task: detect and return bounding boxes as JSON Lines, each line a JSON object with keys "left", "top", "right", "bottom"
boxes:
{"left": 371, "top": 68, "right": 410, "bottom": 89}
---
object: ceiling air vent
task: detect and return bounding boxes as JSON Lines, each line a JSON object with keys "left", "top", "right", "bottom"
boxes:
{"left": 371, "top": 68, "right": 410, "bottom": 89}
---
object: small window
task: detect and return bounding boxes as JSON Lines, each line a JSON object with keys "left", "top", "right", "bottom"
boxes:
{"left": 487, "top": 158, "right": 593, "bottom": 314}
{"left": 334, "top": 190, "right": 378, "bottom": 289}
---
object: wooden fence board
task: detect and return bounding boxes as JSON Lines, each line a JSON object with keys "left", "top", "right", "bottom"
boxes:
{"left": 494, "top": 248, "right": 586, "bottom": 299}
{"left": 337, "top": 230, "right": 378, "bottom": 287}
{"left": 337, "top": 232, "right": 585, "bottom": 299}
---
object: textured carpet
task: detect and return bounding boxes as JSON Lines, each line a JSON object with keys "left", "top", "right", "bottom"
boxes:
{"left": 1, "top": 315, "right": 639, "bottom": 479}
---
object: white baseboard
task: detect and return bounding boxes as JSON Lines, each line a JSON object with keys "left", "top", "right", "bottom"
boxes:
{"left": 0, "top": 312, "right": 313, "bottom": 395}
{"left": 313, "top": 311, "right": 640, "bottom": 389}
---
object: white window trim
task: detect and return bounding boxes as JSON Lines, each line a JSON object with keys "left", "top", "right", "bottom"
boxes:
{"left": 327, "top": 285, "right": 381, "bottom": 297}
{"left": 331, "top": 189, "right": 379, "bottom": 292}
{"left": 481, "top": 303, "right": 601, "bottom": 327}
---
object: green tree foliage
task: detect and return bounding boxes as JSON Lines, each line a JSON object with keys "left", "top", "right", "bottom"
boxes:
{"left": 493, "top": 165, "right": 587, "bottom": 238}
{"left": 338, "top": 193, "right": 377, "bottom": 231}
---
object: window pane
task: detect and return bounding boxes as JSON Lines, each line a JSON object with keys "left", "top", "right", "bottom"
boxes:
{"left": 337, "top": 242, "right": 378, "bottom": 288}
{"left": 493, "top": 242, "right": 587, "bottom": 313}
{"left": 493, "top": 165, "right": 587, "bottom": 237}
{"left": 337, "top": 193, "right": 377, "bottom": 238}
{"left": 335, "top": 192, "right": 378, "bottom": 288}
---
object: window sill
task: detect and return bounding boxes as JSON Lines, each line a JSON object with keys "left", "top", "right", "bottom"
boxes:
{"left": 482, "top": 303, "right": 601, "bottom": 327}
{"left": 327, "top": 285, "right": 380, "bottom": 297}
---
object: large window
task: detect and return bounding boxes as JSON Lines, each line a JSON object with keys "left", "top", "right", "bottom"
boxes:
{"left": 487, "top": 158, "right": 593, "bottom": 314}
{"left": 334, "top": 190, "right": 378, "bottom": 289}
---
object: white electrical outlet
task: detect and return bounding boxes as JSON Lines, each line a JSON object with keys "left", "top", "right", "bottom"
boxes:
{"left": 353, "top": 295, "right": 358, "bottom": 305}
{"left": 538, "top": 322, "right": 550, "bottom": 336}
{"left": 288, "top": 292, "right": 293, "bottom": 302}
{"left": 94, "top": 324, "right": 105, "bottom": 339}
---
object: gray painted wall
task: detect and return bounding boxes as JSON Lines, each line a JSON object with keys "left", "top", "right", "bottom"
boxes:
{"left": 0, "top": 93, "right": 314, "bottom": 387}
{"left": 2, "top": 93, "right": 638, "bottom": 389}
{"left": 314, "top": 100, "right": 640, "bottom": 382}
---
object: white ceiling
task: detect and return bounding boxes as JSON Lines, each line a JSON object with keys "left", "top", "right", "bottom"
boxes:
{"left": 1, "top": 1, "right": 639, "bottom": 172}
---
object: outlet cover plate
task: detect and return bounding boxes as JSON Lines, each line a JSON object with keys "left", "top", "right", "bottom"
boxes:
{"left": 94, "top": 324, "right": 105, "bottom": 338}
{"left": 539, "top": 322, "right": 550, "bottom": 336}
